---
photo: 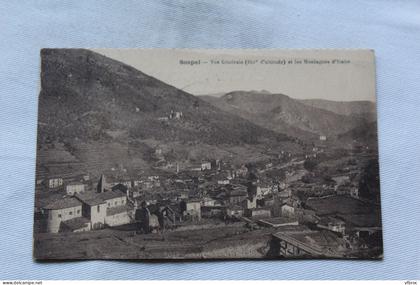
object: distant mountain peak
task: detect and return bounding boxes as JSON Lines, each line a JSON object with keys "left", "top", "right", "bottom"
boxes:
{"left": 300, "top": 98, "right": 376, "bottom": 116}
{"left": 222, "top": 90, "right": 289, "bottom": 101}
{"left": 201, "top": 89, "right": 376, "bottom": 141}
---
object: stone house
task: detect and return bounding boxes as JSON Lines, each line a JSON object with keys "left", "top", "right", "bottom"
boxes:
{"left": 281, "top": 203, "right": 295, "bottom": 218}
{"left": 181, "top": 199, "right": 201, "bottom": 221}
{"left": 317, "top": 216, "right": 346, "bottom": 235}
{"left": 43, "top": 197, "right": 84, "bottom": 233}
{"left": 201, "top": 161, "right": 212, "bottom": 171}
{"left": 244, "top": 207, "right": 271, "bottom": 219}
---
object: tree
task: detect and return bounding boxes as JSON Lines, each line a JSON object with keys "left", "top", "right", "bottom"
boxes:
{"left": 303, "top": 159, "right": 318, "bottom": 172}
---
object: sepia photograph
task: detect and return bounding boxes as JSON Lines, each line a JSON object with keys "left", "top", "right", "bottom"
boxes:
{"left": 33, "top": 49, "right": 382, "bottom": 260}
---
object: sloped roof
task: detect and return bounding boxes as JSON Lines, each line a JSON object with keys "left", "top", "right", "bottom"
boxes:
{"left": 66, "top": 181, "right": 85, "bottom": 186}
{"left": 62, "top": 217, "right": 90, "bottom": 230}
{"left": 318, "top": 216, "right": 345, "bottom": 226}
{"left": 231, "top": 183, "right": 248, "bottom": 191}
{"left": 227, "top": 205, "right": 244, "bottom": 211}
{"left": 102, "top": 189, "right": 125, "bottom": 199}
{"left": 76, "top": 190, "right": 125, "bottom": 206}
{"left": 213, "top": 173, "right": 229, "bottom": 181}
{"left": 247, "top": 207, "right": 271, "bottom": 212}
{"left": 111, "top": 183, "right": 128, "bottom": 193}
{"left": 44, "top": 197, "right": 82, "bottom": 210}
{"left": 75, "top": 193, "right": 105, "bottom": 206}
{"left": 187, "top": 198, "right": 202, "bottom": 203}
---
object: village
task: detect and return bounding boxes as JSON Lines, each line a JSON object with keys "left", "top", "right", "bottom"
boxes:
{"left": 33, "top": 134, "right": 382, "bottom": 259}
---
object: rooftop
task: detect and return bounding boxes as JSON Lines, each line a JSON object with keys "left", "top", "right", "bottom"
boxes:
{"left": 318, "top": 216, "right": 346, "bottom": 226}
{"left": 61, "top": 217, "right": 90, "bottom": 230}
{"left": 187, "top": 199, "right": 202, "bottom": 203}
{"left": 75, "top": 190, "right": 125, "bottom": 206}
{"left": 227, "top": 205, "right": 244, "bottom": 211}
{"left": 112, "top": 183, "right": 129, "bottom": 192}
{"left": 248, "top": 207, "right": 271, "bottom": 212}
{"left": 43, "top": 197, "right": 82, "bottom": 210}
{"left": 66, "top": 181, "right": 85, "bottom": 186}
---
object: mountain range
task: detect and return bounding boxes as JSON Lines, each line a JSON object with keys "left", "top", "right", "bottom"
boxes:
{"left": 299, "top": 98, "right": 376, "bottom": 116}
{"left": 37, "top": 49, "right": 304, "bottom": 177}
{"left": 200, "top": 91, "right": 376, "bottom": 141}
{"left": 36, "top": 49, "right": 377, "bottom": 179}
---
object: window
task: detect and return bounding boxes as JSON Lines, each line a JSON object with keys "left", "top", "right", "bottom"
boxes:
{"left": 58, "top": 214, "right": 62, "bottom": 218}
{"left": 69, "top": 211, "right": 73, "bottom": 215}
{"left": 77, "top": 209, "right": 80, "bottom": 214}
{"left": 115, "top": 201, "right": 118, "bottom": 205}
{"left": 97, "top": 205, "right": 100, "bottom": 213}
{"left": 108, "top": 203, "right": 110, "bottom": 207}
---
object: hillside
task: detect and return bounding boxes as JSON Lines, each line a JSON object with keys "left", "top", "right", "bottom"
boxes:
{"left": 201, "top": 93, "right": 317, "bottom": 141}
{"left": 200, "top": 91, "right": 375, "bottom": 141}
{"left": 300, "top": 99, "right": 376, "bottom": 116}
{"left": 36, "top": 49, "right": 303, "bottom": 178}
{"left": 337, "top": 121, "right": 379, "bottom": 149}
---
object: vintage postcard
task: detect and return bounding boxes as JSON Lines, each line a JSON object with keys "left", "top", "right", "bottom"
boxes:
{"left": 33, "top": 49, "right": 382, "bottom": 259}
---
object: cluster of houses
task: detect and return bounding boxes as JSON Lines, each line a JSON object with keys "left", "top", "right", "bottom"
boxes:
{"left": 42, "top": 176, "right": 130, "bottom": 233}
{"left": 332, "top": 174, "right": 360, "bottom": 198}
{"left": 157, "top": 110, "right": 183, "bottom": 121}
{"left": 39, "top": 158, "right": 300, "bottom": 234}
{"left": 38, "top": 151, "right": 370, "bottom": 252}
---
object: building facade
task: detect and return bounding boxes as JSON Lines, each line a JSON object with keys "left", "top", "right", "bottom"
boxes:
{"left": 66, "top": 182, "right": 85, "bottom": 195}
{"left": 44, "top": 197, "right": 83, "bottom": 233}
{"left": 201, "top": 162, "right": 212, "bottom": 171}
{"left": 48, "top": 177, "right": 63, "bottom": 189}
{"left": 245, "top": 208, "right": 272, "bottom": 219}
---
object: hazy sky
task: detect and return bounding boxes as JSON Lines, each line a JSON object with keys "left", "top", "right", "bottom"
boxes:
{"left": 93, "top": 49, "right": 376, "bottom": 102}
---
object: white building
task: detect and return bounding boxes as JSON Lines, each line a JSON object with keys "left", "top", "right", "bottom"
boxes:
{"left": 66, "top": 182, "right": 85, "bottom": 195}
{"left": 278, "top": 188, "right": 291, "bottom": 199}
{"left": 201, "top": 161, "right": 212, "bottom": 171}
{"left": 317, "top": 217, "right": 346, "bottom": 235}
{"left": 75, "top": 193, "right": 107, "bottom": 230}
{"left": 350, "top": 187, "right": 359, "bottom": 198}
{"left": 175, "top": 111, "right": 183, "bottom": 119}
{"left": 201, "top": 197, "right": 217, "bottom": 207}
{"left": 242, "top": 197, "right": 257, "bottom": 209}
{"left": 257, "top": 185, "right": 272, "bottom": 197}
{"left": 76, "top": 190, "right": 129, "bottom": 229}
{"left": 217, "top": 179, "right": 230, "bottom": 185}
{"left": 43, "top": 197, "right": 84, "bottom": 233}
{"left": 183, "top": 200, "right": 201, "bottom": 221}
{"left": 48, "top": 177, "right": 63, "bottom": 189}
{"left": 281, "top": 204, "right": 295, "bottom": 218}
